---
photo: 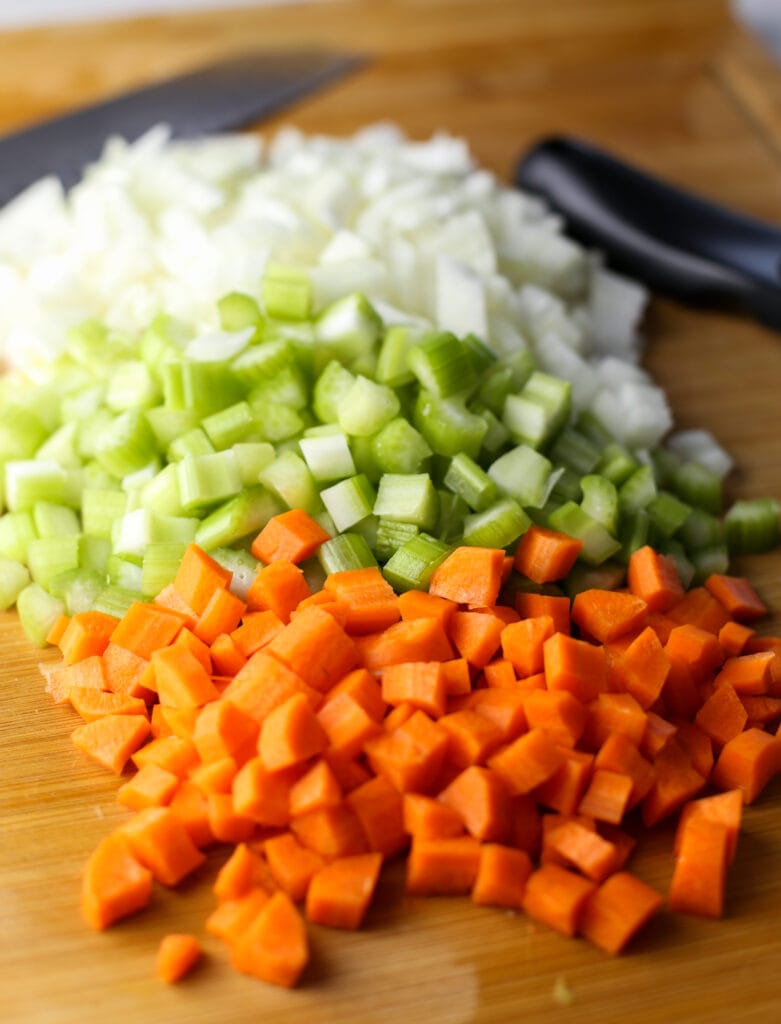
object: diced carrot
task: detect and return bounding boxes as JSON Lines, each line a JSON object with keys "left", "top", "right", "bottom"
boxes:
{"left": 440, "top": 657, "right": 473, "bottom": 696}
{"left": 59, "top": 610, "right": 119, "bottom": 666}
{"left": 428, "top": 546, "right": 505, "bottom": 608}
{"left": 121, "top": 807, "right": 206, "bottom": 886}
{"left": 267, "top": 605, "right": 358, "bottom": 692}
{"left": 501, "top": 615, "right": 556, "bottom": 678}
{"left": 132, "top": 734, "right": 199, "bottom": 777}
{"left": 488, "top": 727, "right": 565, "bottom": 795}
{"left": 642, "top": 739, "right": 706, "bottom": 826}
{"left": 117, "top": 762, "right": 180, "bottom": 811}
{"left": 323, "top": 566, "right": 400, "bottom": 635}
{"left": 221, "top": 650, "right": 318, "bottom": 725}
{"left": 714, "top": 652, "right": 775, "bottom": 695}
{"left": 230, "top": 890, "right": 309, "bottom": 988}
{"left": 232, "top": 758, "right": 299, "bottom": 827}
{"left": 46, "top": 613, "right": 71, "bottom": 647}
{"left": 464, "top": 689, "right": 528, "bottom": 743}
{"left": 534, "top": 748, "right": 594, "bottom": 816}
{"left": 438, "top": 765, "right": 512, "bottom": 843}
{"left": 398, "top": 589, "right": 457, "bottom": 631}
{"left": 206, "top": 888, "right": 270, "bottom": 942}
{"left": 583, "top": 692, "right": 647, "bottom": 751}
{"left": 611, "top": 626, "right": 671, "bottom": 710}
{"left": 150, "top": 643, "right": 220, "bottom": 708}
{"left": 290, "top": 803, "right": 369, "bottom": 859}
{"left": 523, "top": 689, "right": 587, "bottom": 748}
{"left": 704, "top": 573, "right": 768, "bottom": 622}
{"left": 213, "top": 842, "right": 272, "bottom": 903}
{"left": 668, "top": 817, "right": 730, "bottom": 918}
{"left": 577, "top": 769, "right": 633, "bottom": 825}
{"left": 448, "top": 609, "right": 504, "bottom": 670}
{"left": 344, "top": 774, "right": 406, "bottom": 857}
{"left": 381, "top": 661, "right": 446, "bottom": 719}
{"left": 258, "top": 692, "right": 328, "bottom": 771}
{"left": 593, "top": 733, "right": 654, "bottom": 809}
{"left": 522, "top": 863, "right": 596, "bottom": 937}
{"left": 639, "top": 711, "right": 678, "bottom": 761}
{"left": 579, "top": 871, "right": 664, "bottom": 954}
{"left": 194, "top": 585, "right": 247, "bottom": 645}
{"left": 251, "top": 508, "right": 330, "bottom": 565}
{"left": 355, "top": 616, "right": 454, "bottom": 673}
{"left": 71, "top": 713, "right": 151, "bottom": 774}
{"left": 543, "top": 631, "right": 606, "bottom": 703}
{"left": 543, "top": 818, "right": 619, "bottom": 883}
{"left": 153, "top": 583, "right": 198, "bottom": 628}
{"left": 207, "top": 792, "right": 256, "bottom": 844}
{"left": 229, "top": 610, "right": 284, "bottom": 659}
{"left": 156, "top": 933, "right": 201, "bottom": 983}
{"left": 471, "top": 843, "right": 532, "bottom": 909}
{"left": 402, "top": 793, "right": 465, "bottom": 840}
{"left": 110, "top": 601, "right": 186, "bottom": 659}
{"left": 664, "top": 622, "right": 725, "bottom": 682}
{"left": 627, "top": 545, "right": 684, "bottom": 613}
{"left": 364, "top": 711, "right": 450, "bottom": 794}
{"left": 171, "top": 626, "right": 213, "bottom": 675}
{"left": 173, "top": 543, "right": 233, "bottom": 616}
{"left": 741, "top": 695, "right": 781, "bottom": 728}
{"left": 406, "top": 835, "right": 482, "bottom": 895}
{"left": 718, "top": 620, "right": 756, "bottom": 657}
{"left": 711, "top": 727, "right": 781, "bottom": 803}
{"left": 675, "top": 789, "right": 743, "bottom": 865}
{"left": 513, "top": 525, "right": 583, "bottom": 584}
{"left": 288, "top": 758, "right": 343, "bottom": 818}
{"left": 668, "top": 587, "right": 730, "bottom": 635}
{"left": 168, "top": 779, "right": 215, "bottom": 849}
{"left": 264, "top": 832, "right": 325, "bottom": 902}
{"left": 323, "top": 751, "right": 372, "bottom": 794}
{"left": 324, "top": 667, "right": 386, "bottom": 721}
{"left": 80, "top": 831, "right": 153, "bottom": 931}
{"left": 694, "top": 684, "right": 748, "bottom": 747}
{"left": 246, "top": 561, "right": 311, "bottom": 625}
{"left": 101, "top": 642, "right": 151, "bottom": 699}
{"left": 191, "top": 698, "right": 258, "bottom": 765}
{"left": 305, "top": 852, "right": 383, "bottom": 929}
{"left": 438, "top": 709, "right": 504, "bottom": 769}
{"left": 190, "top": 756, "right": 238, "bottom": 796}
{"left": 514, "top": 592, "right": 571, "bottom": 635}
{"left": 659, "top": 655, "right": 701, "bottom": 720}
{"left": 481, "top": 658, "right": 517, "bottom": 689}
{"left": 571, "top": 589, "right": 648, "bottom": 644}
{"left": 44, "top": 655, "right": 108, "bottom": 705}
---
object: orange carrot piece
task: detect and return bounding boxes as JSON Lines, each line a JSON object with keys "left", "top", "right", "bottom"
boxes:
{"left": 437, "top": 765, "right": 512, "bottom": 843}
{"left": 439, "top": 657, "right": 472, "bottom": 697}
{"left": 221, "top": 650, "right": 318, "bottom": 726}
{"left": 522, "top": 863, "right": 596, "bottom": 937}
{"left": 446, "top": 609, "right": 501, "bottom": 670}
{"left": 481, "top": 657, "right": 517, "bottom": 689}
{"left": 593, "top": 733, "right": 654, "bottom": 809}
{"left": 428, "top": 546, "right": 505, "bottom": 608}
{"left": 259, "top": 692, "right": 328, "bottom": 771}
{"left": 173, "top": 543, "right": 232, "bottom": 616}
{"left": 190, "top": 755, "right": 238, "bottom": 796}
{"left": 438, "top": 709, "right": 504, "bottom": 769}
{"left": 694, "top": 684, "right": 748, "bottom": 747}
{"left": 46, "top": 613, "right": 71, "bottom": 647}
{"left": 398, "top": 589, "right": 457, "bottom": 632}
{"left": 380, "top": 661, "right": 447, "bottom": 719}
{"left": 151, "top": 643, "right": 220, "bottom": 708}
{"left": 345, "top": 774, "right": 407, "bottom": 857}
{"left": 704, "top": 573, "right": 768, "bottom": 622}
{"left": 288, "top": 758, "right": 343, "bottom": 818}
{"left": 230, "top": 890, "right": 309, "bottom": 988}
{"left": 232, "top": 758, "right": 297, "bottom": 828}
{"left": 229, "top": 611, "right": 284, "bottom": 660}
{"left": 523, "top": 689, "right": 587, "bottom": 748}
{"left": 668, "top": 587, "right": 731, "bottom": 635}
{"left": 171, "top": 626, "right": 213, "bottom": 675}
{"left": 117, "top": 762, "right": 180, "bottom": 811}
{"left": 513, "top": 525, "right": 583, "bottom": 584}
{"left": 71, "top": 713, "right": 151, "bottom": 774}
{"left": 627, "top": 545, "right": 684, "bottom": 613}
{"left": 544, "top": 818, "right": 619, "bottom": 883}
{"left": 612, "top": 626, "right": 671, "bottom": 710}
{"left": 580, "top": 871, "right": 664, "bottom": 954}
{"left": 584, "top": 692, "right": 647, "bottom": 751}
{"left": 246, "top": 560, "right": 310, "bottom": 624}
{"left": 110, "top": 601, "right": 186, "bottom": 659}
{"left": 741, "top": 695, "right": 781, "bottom": 728}
{"left": 290, "top": 802, "right": 369, "bottom": 860}
{"left": 251, "top": 508, "right": 330, "bottom": 564}
{"left": 316, "top": 693, "right": 382, "bottom": 762}
{"left": 714, "top": 652, "right": 775, "bottom": 695}
{"left": 464, "top": 689, "right": 528, "bottom": 743}
{"left": 324, "top": 667, "right": 387, "bottom": 721}
{"left": 571, "top": 589, "right": 648, "bottom": 644}
{"left": 305, "top": 852, "right": 383, "bottom": 929}
{"left": 668, "top": 817, "right": 730, "bottom": 918}
{"left": 543, "top": 631, "right": 606, "bottom": 703}
{"left": 194, "top": 585, "right": 247, "bottom": 646}
{"left": 718, "top": 620, "right": 756, "bottom": 657}
{"left": 364, "top": 710, "right": 450, "bottom": 794}
{"left": 207, "top": 792, "right": 256, "bottom": 844}
{"left": 322, "top": 566, "right": 400, "bottom": 635}
{"left": 168, "top": 779, "right": 215, "bottom": 849}
{"left": 639, "top": 711, "right": 678, "bottom": 761}
{"left": 264, "top": 832, "right": 325, "bottom": 902}
{"left": 711, "top": 727, "right": 781, "bottom": 803}
{"left": 267, "top": 605, "right": 358, "bottom": 693}
{"left": 675, "top": 790, "right": 743, "bottom": 864}
{"left": 59, "top": 610, "right": 119, "bottom": 665}
{"left": 501, "top": 615, "right": 556, "bottom": 678}
{"left": 355, "top": 616, "right": 454, "bottom": 673}
{"left": 206, "top": 888, "right": 270, "bottom": 942}
{"left": 402, "top": 793, "right": 465, "bottom": 840}
{"left": 192, "top": 698, "right": 259, "bottom": 764}
{"left": 44, "top": 655, "right": 107, "bottom": 705}
{"left": 514, "top": 592, "right": 571, "bottom": 635}
{"left": 471, "top": 843, "right": 532, "bottom": 909}
{"left": 406, "top": 835, "right": 482, "bottom": 895}
{"left": 488, "top": 727, "right": 565, "bottom": 795}
{"left": 121, "top": 807, "right": 206, "bottom": 886}
{"left": 132, "top": 734, "right": 199, "bottom": 777}
{"left": 534, "top": 748, "right": 594, "bottom": 817}
{"left": 213, "top": 842, "right": 274, "bottom": 903}
{"left": 156, "top": 933, "right": 201, "bottom": 983}
{"left": 642, "top": 739, "right": 706, "bottom": 826}
{"left": 153, "top": 582, "right": 198, "bottom": 628}
{"left": 101, "top": 642, "right": 152, "bottom": 699}
{"left": 664, "top": 622, "right": 725, "bottom": 682}
{"left": 80, "top": 831, "right": 153, "bottom": 931}
{"left": 577, "top": 769, "right": 633, "bottom": 825}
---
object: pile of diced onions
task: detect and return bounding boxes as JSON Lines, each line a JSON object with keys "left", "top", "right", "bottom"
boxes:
{"left": 0, "top": 122, "right": 681, "bottom": 453}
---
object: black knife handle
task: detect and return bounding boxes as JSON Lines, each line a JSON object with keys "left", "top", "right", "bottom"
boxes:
{"left": 515, "top": 136, "right": 781, "bottom": 330}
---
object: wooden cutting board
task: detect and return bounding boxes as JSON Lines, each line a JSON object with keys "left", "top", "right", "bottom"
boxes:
{"left": 2, "top": 2, "right": 781, "bottom": 1021}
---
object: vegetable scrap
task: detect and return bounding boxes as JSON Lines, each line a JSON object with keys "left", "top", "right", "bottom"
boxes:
{"left": 37, "top": 527, "right": 781, "bottom": 986}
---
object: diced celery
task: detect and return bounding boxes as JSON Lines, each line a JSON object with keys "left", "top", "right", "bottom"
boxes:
{"left": 27, "top": 535, "right": 81, "bottom": 588}
{"left": 595, "top": 443, "right": 638, "bottom": 486}
{"left": 503, "top": 371, "right": 571, "bottom": 450}
{"left": 79, "top": 534, "right": 112, "bottom": 574}
{"left": 580, "top": 475, "right": 619, "bottom": 535}
{"left": 202, "top": 401, "right": 256, "bottom": 450}
{"left": 32, "top": 502, "right": 81, "bottom": 538}
{"left": 107, "top": 554, "right": 145, "bottom": 592}
{"left": 179, "top": 360, "right": 243, "bottom": 418}
{"left": 671, "top": 461, "right": 722, "bottom": 515}
{"left": 0, "top": 405, "right": 48, "bottom": 460}
{"left": 262, "top": 262, "right": 312, "bottom": 321}
{"left": 463, "top": 333, "right": 498, "bottom": 375}
{"left": 177, "top": 451, "right": 242, "bottom": 511}
{"left": 488, "top": 444, "right": 553, "bottom": 509}
{"left": 81, "top": 488, "right": 129, "bottom": 539}
{"left": 314, "top": 293, "right": 382, "bottom": 371}
{"left": 318, "top": 533, "right": 378, "bottom": 574}
{"left": 374, "top": 473, "right": 439, "bottom": 531}
{"left": 724, "top": 497, "right": 780, "bottom": 554}
{"left": 374, "top": 519, "right": 420, "bottom": 562}
{"left": 370, "top": 418, "right": 432, "bottom": 476}
{"left": 649, "top": 447, "right": 680, "bottom": 489}
{"left": 382, "top": 533, "right": 451, "bottom": 592}
{"left": 140, "top": 315, "right": 187, "bottom": 381}
{"left": 35, "top": 421, "right": 81, "bottom": 468}
{"left": 472, "top": 405, "right": 511, "bottom": 456}
{"left": 209, "top": 547, "right": 261, "bottom": 600}
{"left": 407, "top": 331, "right": 472, "bottom": 399}
{"left": 443, "top": 453, "right": 498, "bottom": 513}
{"left": 690, "top": 545, "right": 730, "bottom": 585}
{"left": 195, "top": 486, "right": 282, "bottom": 550}
{"left": 249, "top": 363, "right": 309, "bottom": 411}
{"left": 375, "top": 325, "right": 418, "bottom": 387}
{"left": 618, "top": 465, "right": 657, "bottom": 513}
{"left": 313, "top": 360, "right": 356, "bottom": 424}
{"left": 105, "top": 360, "right": 159, "bottom": 412}
{"left": 548, "top": 427, "right": 601, "bottom": 476}
{"left": 414, "top": 391, "right": 487, "bottom": 459}
{"left": 0, "top": 511, "right": 37, "bottom": 563}
{"left": 92, "top": 585, "right": 141, "bottom": 619}
{"left": 5, "top": 460, "right": 68, "bottom": 511}
{"left": 563, "top": 561, "right": 626, "bottom": 599}
{"left": 647, "top": 491, "right": 691, "bottom": 539}
{"left": 299, "top": 432, "right": 356, "bottom": 483}
{"left": 95, "top": 410, "right": 159, "bottom": 478}
{"left": 138, "top": 465, "right": 185, "bottom": 518}
{"left": 678, "top": 508, "right": 724, "bottom": 552}
{"left": 477, "top": 365, "right": 516, "bottom": 416}
{"left": 462, "top": 497, "right": 531, "bottom": 549}
{"left": 233, "top": 442, "right": 277, "bottom": 486}
{"left": 619, "top": 509, "right": 650, "bottom": 562}
{"left": 434, "top": 490, "right": 470, "bottom": 545}
{"left": 251, "top": 402, "right": 304, "bottom": 442}
{"left": 548, "top": 501, "right": 621, "bottom": 566}
{"left": 260, "top": 452, "right": 323, "bottom": 515}
{"left": 48, "top": 568, "right": 105, "bottom": 615}
{"left": 16, "top": 582, "right": 65, "bottom": 647}
{"left": 76, "top": 409, "right": 116, "bottom": 460}
{"left": 338, "top": 376, "right": 400, "bottom": 437}
{"left": 320, "top": 475, "right": 376, "bottom": 532}
{"left": 232, "top": 338, "right": 294, "bottom": 387}
{"left": 218, "top": 291, "right": 264, "bottom": 335}
{"left": 0, "top": 557, "right": 31, "bottom": 611}
{"left": 660, "top": 539, "right": 696, "bottom": 590}
{"left": 141, "top": 541, "right": 188, "bottom": 597}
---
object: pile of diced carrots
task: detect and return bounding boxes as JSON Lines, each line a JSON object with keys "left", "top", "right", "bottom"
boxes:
{"left": 41, "top": 510, "right": 781, "bottom": 986}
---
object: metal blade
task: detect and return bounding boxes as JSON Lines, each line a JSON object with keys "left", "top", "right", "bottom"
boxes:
{"left": 0, "top": 49, "right": 364, "bottom": 206}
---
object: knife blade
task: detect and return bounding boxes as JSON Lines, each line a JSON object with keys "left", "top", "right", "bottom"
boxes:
{"left": 0, "top": 49, "right": 364, "bottom": 207}
{"left": 515, "top": 135, "right": 781, "bottom": 331}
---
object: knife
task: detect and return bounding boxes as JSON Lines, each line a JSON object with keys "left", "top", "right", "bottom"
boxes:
{"left": 515, "top": 135, "right": 781, "bottom": 331}
{"left": 0, "top": 49, "right": 364, "bottom": 207}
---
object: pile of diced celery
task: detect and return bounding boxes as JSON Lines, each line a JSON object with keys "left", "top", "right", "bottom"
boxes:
{"left": 0, "top": 265, "right": 777, "bottom": 646}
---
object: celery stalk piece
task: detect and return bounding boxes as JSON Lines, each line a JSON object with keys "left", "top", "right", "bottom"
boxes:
{"left": 145, "top": 407, "right": 199, "bottom": 450}
{"left": 595, "top": 442, "right": 638, "bottom": 486}
{"left": 79, "top": 534, "right": 112, "bottom": 575}
{"left": 5, "top": 460, "right": 68, "bottom": 511}
{"left": 105, "top": 361, "right": 159, "bottom": 412}
{"left": 210, "top": 547, "right": 261, "bottom": 600}
{"left": 462, "top": 498, "right": 531, "bottom": 548}
{"left": 375, "top": 325, "right": 419, "bottom": 387}
{"left": 320, "top": 475, "right": 376, "bottom": 532}
{"left": 232, "top": 339, "right": 295, "bottom": 387}
{"left": 92, "top": 585, "right": 141, "bottom": 618}
{"left": 548, "top": 501, "right": 622, "bottom": 566}
{"left": 16, "top": 583, "right": 65, "bottom": 647}
{"left": 618, "top": 465, "right": 657, "bottom": 514}
{"left": 166, "top": 427, "right": 216, "bottom": 463}
{"left": 370, "top": 418, "right": 432, "bottom": 476}
{"left": 0, "top": 511, "right": 37, "bottom": 563}
{"left": 35, "top": 422, "right": 81, "bottom": 469}
{"left": 374, "top": 519, "right": 420, "bottom": 562}
{"left": 218, "top": 291, "right": 264, "bottom": 335}
{"left": 0, "top": 406, "right": 48, "bottom": 460}
{"left": 27, "top": 536, "right": 81, "bottom": 589}
{"left": 563, "top": 561, "right": 627, "bottom": 599}
{"left": 580, "top": 475, "right": 619, "bottom": 535}
{"left": 660, "top": 540, "right": 696, "bottom": 590}
{"left": 32, "top": 502, "right": 81, "bottom": 539}
{"left": 724, "top": 498, "right": 780, "bottom": 554}
{"left": 251, "top": 402, "right": 304, "bottom": 443}
{"left": 140, "top": 315, "right": 188, "bottom": 382}
{"left": 262, "top": 263, "right": 312, "bottom": 321}
{"left": 195, "top": 486, "right": 282, "bottom": 550}
{"left": 139, "top": 465, "right": 186, "bottom": 518}
{"left": 382, "top": 533, "right": 451, "bottom": 592}
{"left": 314, "top": 293, "right": 382, "bottom": 372}
{"left": 248, "top": 361, "right": 309, "bottom": 410}
{"left": 81, "top": 489, "right": 129, "bottom": 540}
{"left": 678, "top": 508, "right": 724, "bottom": 552}
{"left": 180, "top": 361, "right": 244, "bottom": 418}
{"left": 471, "top": 404, "right": 511, "bottom": 456}
{"left": 232, "top": 442, "right": 277, "bottom": 486}
{"left": 313, "top": 360, "right": 356, "bottom": 424}
{"left": 260, "top": 452, "right": 323, "bottom": 515}
{"left": 443, "top": 453, "right": 498, "bottom": 512}
{"left": 107, "top": 554, "right": 145, "bottom": 593}
{"left": 671, "top": 461, "right": 723, "bottom": 516}
{"left": 407, "top": 331, "right": 472, "bottom": 398}
{"left": 414, "top": 391, "right": 487, "bottom": 460}
{"left": 338, "top": 376, "right": 400, "bottom": 437}
{"left": 463, "top": 333, "right": 498, "bottom": 376}
{"left": 487, "top": 444, "right": 553, "bottom": 509}
{"left": 434, "top": 491, "right": 470, "bottom": 545}
{"left": 619, "top": 509, "right": 650, "bottom": 562}
{"left": 373, "top": 473, "right": 439, "bottom": 531}
{"left": 95, "top": 410, "right": 159, "bottom": 478}
{"left": 141, "top": 541, "right": 188, "bottom": 597}
{"left": 0, "top": 557, "right": 31, "bottom": 611}
{"left": 690, "top": 545, "right": 730, "bottom": 585}
{"left": 299, "top": 433, "right": 356, "bottom": 483}
{"left": 503, "top": 371, "right": 571, "bottom": 449}
{"left": 202, "top": 401, "right": 256, "bottom": 450}
{"left": 548, "top": 427, "right": 602, "bottom": 476}
{"left": 647, "top": 491, "right": 691, "bottom": 539}
{"left": 317, "top": 533, "right": 378, "bottom": 574}
{"left": 48, "top": 568, "right": 105, "bottom": 615}
{"left": 177, "top": 451, "right": 243, "bottom": 512}
{"left": 477, "top": 365, "right": 516, "bottom": 416}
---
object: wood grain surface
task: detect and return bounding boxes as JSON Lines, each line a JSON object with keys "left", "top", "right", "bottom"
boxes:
{"left": 2, "top": 2, "right": 781, "bottom": 1022}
